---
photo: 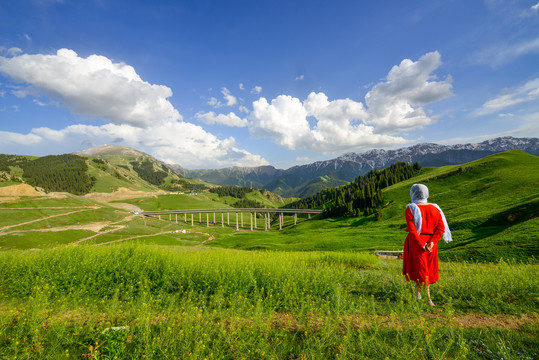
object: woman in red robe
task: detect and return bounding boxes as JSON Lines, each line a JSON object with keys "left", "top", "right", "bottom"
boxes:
{"left": 403, "top": 184, "right": 451, "bottom": 306}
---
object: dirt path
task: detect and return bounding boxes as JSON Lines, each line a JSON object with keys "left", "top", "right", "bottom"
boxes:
{"left": 2, "top": 222, "right": 111, "bottom": 235}
{"left": 0, "top": 206, "right": 97, "bottom": 210}
{"left": 15, "top": 309, "right": 537, "bottom": 332}
{"left": 93, "top": 229, "right": 213, "bottom": 246}
{"left": 72, "top": 213, "right": 139, "bottom": 245}
{"left": 71, "top": 225, "right": 126, "bottom": 244}
{"left": 196, "top": 233, "right": 215, "bottom": 246}
{"left": 0, "top": 207, "right": 99, "bottom": 231}
{"left": 94, "top": 229, "right": 181, "bottom": 246}
{"left": 269, "top": 312, "right": 538, "bottom": 331}
{"left": 0, "top": 202, "right": 215, "bottom": 247}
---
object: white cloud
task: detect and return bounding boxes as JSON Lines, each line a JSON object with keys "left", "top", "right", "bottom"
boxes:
{"left": 196, "top": 111, "right": 247, "bottom": 127}
{"left": 32, "top": 99, "right": 48, "bottom": 106}
{"left": 207, "top": 96, "right": 222, "bottom": 107}
{"left": 0, "top": 48, "right": 267, "bottom": 168}
{"left": 0, "top": 130, "right": 41, "bottom": 145}
{"left": 470, "top": 36, "right": 539, "bottom": 67}
{"left": 221, "top": 87, "right": 237, "bottom": 106}
{"left": 438, "top": 112, "right": 539, "bottom": 144}
{"left": 0, "top": 48, "right": 181, "bottom": 127}
{"left": 207, "top": 87, "right": 237, "bottom": 108}
{"left": 365, "top": 51, "right": 453, "bottom": 132}
{"left": 251, "top": 86, "right": 262, "bottom": 94}
{"left": 250, "top": 95, "right": 312, "bottom": 150}
{"left": 238, "top": 105, "right": 249, "bottom": 114}
{"left": 9, "top": 48, "right": 23, "bottom": 56}
{"left": 0, "top": 122, "right": 268, "bottom": 168}
{"left": 248, "top": 51, "right": 452, "bottom": 152}
{"left": 24, "top": 34, "right": 32, "bottom": 41}
{"left": 249, "top": 93, "right": 406, "bottom": 152}
{"left": 474, "top": 77, "right": 539, "bottom": 116}
{"left": 239, "top": 83, "right": 245, "bottom": 90}
{"left": 532, "top": 2, "right": 539, "bottom": 11}
{"left": 295, "top": 75, "right": 305, "bottom": 81}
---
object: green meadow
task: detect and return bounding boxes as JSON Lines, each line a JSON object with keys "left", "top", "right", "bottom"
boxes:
{"left": 0, "top": 150, "right": 537, "bottom": 358}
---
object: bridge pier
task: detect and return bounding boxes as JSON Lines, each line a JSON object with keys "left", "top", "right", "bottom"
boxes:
{"left": 139, "top": 208, "right": 322, "bottom": 232}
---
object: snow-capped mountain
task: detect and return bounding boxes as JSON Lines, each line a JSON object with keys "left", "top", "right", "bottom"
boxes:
{"left": 174, "top": 137, "right": 538, "bottom": 197}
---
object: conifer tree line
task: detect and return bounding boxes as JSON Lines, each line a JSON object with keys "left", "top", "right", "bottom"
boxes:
{"left": 209, "top": 185, "right": 254, "bottom": 198}
{"left": 0, "top": 154, "right": 31, "bottom": 171}
{"left": 130, "top": 159, "right": 168, "bottom": 186}
{"left": 160, "top": 179, "right": 207, "bottom": 192}
{"left": 21, "top": 154, "right": 96, "bottom": 195}
{"left": 231, "top": 198, "right": 265, "bottom": 208}
{"left": 286, "top": 162, "right": 421, "bottom": 218}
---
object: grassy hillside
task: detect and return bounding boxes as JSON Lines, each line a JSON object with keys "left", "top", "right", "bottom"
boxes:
{"left": 0, "top": 148, "right": 210, "bottom": 195}
{"left": 211, "top": 150, "right": 538, "bottom": 261}
{"left": 115, "top": 187, "right": 287, "bottom": 211}
{"left": 86, "top": 157, "right": 161, "bottom": 193}
{"left": 0, "top": 150, "right": 536, "bottom": 261}
{"left": 0, "top": 243, "right": 537, "bottom": 359}
{"left": 0, "top": 151, "right": 537, "bottom": 358}
{"left": 382, "top": 150, "right": 538, "bottom": 261}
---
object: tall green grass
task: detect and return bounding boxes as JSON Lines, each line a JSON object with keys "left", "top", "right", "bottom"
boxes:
{"left": 0, "top": 244, "right": 537, "bottom": 359}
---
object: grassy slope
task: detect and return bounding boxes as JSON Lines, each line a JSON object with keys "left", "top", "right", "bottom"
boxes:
{"left": 116, "top": 188, "right": 287, "bottom": 211}
{"left": 0, "top": 151, "right": 537, "bottom": 358}
{"left": 0, "top": 150, "right": 536, "bottom": 261}
{"left": 211, "top": 150, "right": 539, "bottom": 261}
{"left": 0, "top": 244, "right": 537, "bottom": 359}
{"left": 87, "top": 159, "right": 157, "bottom": 193}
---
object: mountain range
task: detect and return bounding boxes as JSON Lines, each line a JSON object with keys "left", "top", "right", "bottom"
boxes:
{"left": 173, "top": 137, "right": 539, "bottom": 197}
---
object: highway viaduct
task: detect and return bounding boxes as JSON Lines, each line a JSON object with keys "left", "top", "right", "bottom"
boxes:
{"left": 138, "top": 208, "right": 323, "bottom": 231}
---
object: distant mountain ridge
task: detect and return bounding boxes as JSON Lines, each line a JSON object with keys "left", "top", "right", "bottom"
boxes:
{"left": 172, "top": 164, "right": 285, "bottom": 188}
{"left": 176, "top": 137, "right": 539, "bottom": 197}
{"left": 76, "top": 144, "right": 161, "bottom": 162}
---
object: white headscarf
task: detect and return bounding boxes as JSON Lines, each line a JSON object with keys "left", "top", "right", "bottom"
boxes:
{"left": 407, "top": 184, "right": 452, "bottom": 243}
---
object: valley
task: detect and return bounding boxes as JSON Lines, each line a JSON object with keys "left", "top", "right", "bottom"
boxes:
{"left": 0, "top": 147, "right": 537, "bottom": 358}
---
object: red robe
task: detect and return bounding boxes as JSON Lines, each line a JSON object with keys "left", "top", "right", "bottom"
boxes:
{"left": 402, "top": 204, "right": 445, "bottom": 286}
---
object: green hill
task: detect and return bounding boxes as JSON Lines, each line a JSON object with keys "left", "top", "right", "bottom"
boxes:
{"left": 0, "top": 149, "right": 536, "bottom": 262}
{"left": 0, "top": 145, "right": 210, "bottom": 194}
{"left": 78, "top": 144, "right": 206, "bottom": 193}
{"left": 211, "top": 150, "right": 538, "bottom": 262}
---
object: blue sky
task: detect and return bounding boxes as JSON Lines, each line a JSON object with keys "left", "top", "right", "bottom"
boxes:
{"left": 1, "top": 0, "right": 538, "bottom": 169}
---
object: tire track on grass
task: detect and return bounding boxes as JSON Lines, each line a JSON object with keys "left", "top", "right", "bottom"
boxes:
{"left": 0, "top": 207, "right": 99, "bottom": 231}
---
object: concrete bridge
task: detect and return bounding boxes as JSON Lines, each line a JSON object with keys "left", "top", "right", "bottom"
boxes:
{"left": 138, "top": 208, "right": 323, "bottom": 231}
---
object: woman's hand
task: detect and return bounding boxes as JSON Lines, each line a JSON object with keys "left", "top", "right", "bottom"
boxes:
{"left": 425, "top": 241, "right": 434, "bottom": 252}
